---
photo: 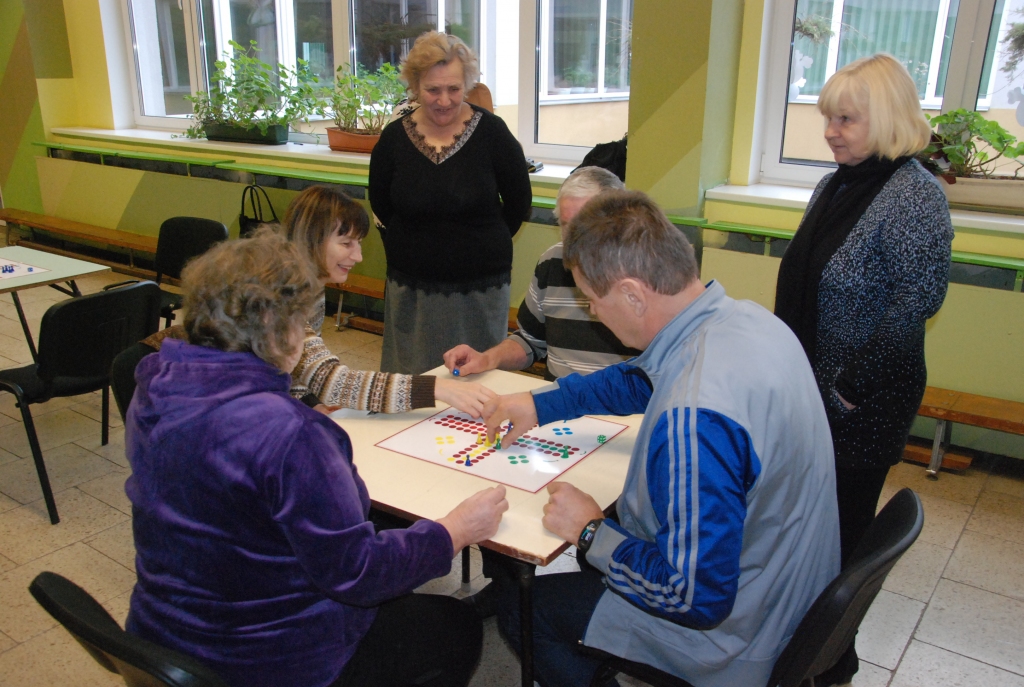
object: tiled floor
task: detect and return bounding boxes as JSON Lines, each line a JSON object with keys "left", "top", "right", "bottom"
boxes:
{"left": 1, "top": 272, "right": 1024, "bottom": 687}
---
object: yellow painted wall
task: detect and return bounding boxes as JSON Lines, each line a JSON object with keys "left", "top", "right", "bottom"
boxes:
{"left": 537, "top": 101, "right": 628, "bottom": 148}
{"left": 701, "top": 245, "right": 1024, "bottom": 458}
{"left": 626, "top": 0, "right": 743, "bottom": 215}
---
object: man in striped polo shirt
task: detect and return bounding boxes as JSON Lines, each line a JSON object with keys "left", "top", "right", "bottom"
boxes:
{"left": 443, "top": 166, "right": 640, "bottom": 381}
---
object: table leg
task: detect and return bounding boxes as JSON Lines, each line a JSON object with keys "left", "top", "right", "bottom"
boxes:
{"left": 516, "top": 560, "right": 535, "bottom": 687}
{"left": 461, "top": 546, "right": 471, "bottom": 590}
{"left": 11, "top": 292, "right": 37, "bottom": 363}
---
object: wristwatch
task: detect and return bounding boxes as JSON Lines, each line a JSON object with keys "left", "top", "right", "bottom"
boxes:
{"left": 577, "top": 518, "right": 604, "bottom": 554}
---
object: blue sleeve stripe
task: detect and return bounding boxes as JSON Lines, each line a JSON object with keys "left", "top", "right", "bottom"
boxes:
{"left": 684, "top": 400, "right": 700, "bottom": 610}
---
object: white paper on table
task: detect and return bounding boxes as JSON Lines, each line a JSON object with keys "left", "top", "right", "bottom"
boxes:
{"left": 375, "top": 409, "right": 628, "bottom": 493}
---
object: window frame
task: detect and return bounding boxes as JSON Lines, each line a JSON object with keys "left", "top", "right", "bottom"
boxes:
{"left": 759, "top": 0, "right": 1003, "bottom": 187}
{"left": 121, "top": 0, "right": 205, "bottom": 130}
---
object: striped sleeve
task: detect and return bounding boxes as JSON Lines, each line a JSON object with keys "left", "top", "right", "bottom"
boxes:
{"left": 586, "top": 407, "right": 761, "bottom": 629}
{"left": 508, "top": 252, "right": 552, "bottom": 365}
{"left": 290, "top": 325, "right": 435, "bottom": 413}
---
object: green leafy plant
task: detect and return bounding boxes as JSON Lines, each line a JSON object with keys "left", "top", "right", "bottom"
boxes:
{"left": 1002, "top": 9, "right": 1024, "bottom": 76}
{"left": 183, "top": 40, "right": 320, "bottom": 139}
{"left": 562, "top": 66, "right": 594, "bottom": 89}
{"left": 918, "top": 109, "right": 1024, "bottom": 180}
{"left": 318, "top": 62, "right": 405, "bottom": 135}
{"left": 793, "top": 15, "right": 834, "bottom": 45}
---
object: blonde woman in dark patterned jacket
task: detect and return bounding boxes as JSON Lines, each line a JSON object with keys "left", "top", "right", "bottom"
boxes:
{"left": 774, "top": 54, "right": 953, "bottom": 687}
{"left": 284, "top": 185, "right": 496, "bottom": 416}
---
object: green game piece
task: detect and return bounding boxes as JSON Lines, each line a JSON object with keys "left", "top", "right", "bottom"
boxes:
{"left": 597, "top": 435, "right": 607, "bottom": 444}
{"left": 521, "top": 459, "right": 529, "bottom": 463}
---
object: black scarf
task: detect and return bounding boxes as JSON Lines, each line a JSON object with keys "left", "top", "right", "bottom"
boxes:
{"left": 774, "top": 156, "right": 910, "bottom": 361}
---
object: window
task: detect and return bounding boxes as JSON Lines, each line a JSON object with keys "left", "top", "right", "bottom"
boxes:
{"left": 125, "top": 0, "right": 201, "bottom": 118}
{"left": 519, "top": 0, "right": 633, "bottom": 160}
{"left": 120, "top": 0, "right": 635, "bottom": 162}
{"left": 350, "top": 0, "right": 481, "bottom": 73}
{"left": 760, "top": 0, "right": 1024, "bottom": 185}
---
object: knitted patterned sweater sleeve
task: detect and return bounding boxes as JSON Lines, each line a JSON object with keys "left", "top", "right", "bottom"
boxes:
{"left": 290, "top": 325, "right": 436, "bottom": 412}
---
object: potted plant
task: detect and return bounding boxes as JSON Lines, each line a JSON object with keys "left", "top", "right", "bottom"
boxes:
{"left": 184, "top": 40, "right": 319, "bottom": 144}
{"left": 918, "top": 109, "right": 1024, "bottom": 212}
{"left": 320, "top": 63, "right": 405, "bottom": 153}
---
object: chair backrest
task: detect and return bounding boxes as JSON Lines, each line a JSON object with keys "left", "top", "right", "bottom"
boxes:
{"left": 155, "top": 217, "right": 229, "bottom": 282}
{"left": 29, "top": 572, "right": 229, "bottom": 687}
{"left": 36, "top": 281, "right": 162, "bottom": 383}
{"left": 765, "top": 488, "right": 924, "bottom": 687}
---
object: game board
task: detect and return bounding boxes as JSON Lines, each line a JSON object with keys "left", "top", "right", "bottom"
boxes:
{"left": 0, "top": 259, "right": 48, "bottom": 281}
{"left": 376, "top": 409, "right": 629, "bottom": 492}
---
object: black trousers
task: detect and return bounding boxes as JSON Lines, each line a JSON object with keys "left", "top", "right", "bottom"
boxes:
{"left": 816, "top": 464, "right": 891, "bottom": 686}
{"left": 835, "top": 465, "right": 892, "bottom": 566}
{"left": 331, "top": 594, "right": 483, "bottom": 687}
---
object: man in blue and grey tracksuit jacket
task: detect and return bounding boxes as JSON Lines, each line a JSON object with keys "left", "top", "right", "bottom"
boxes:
{"left": 487, "top": 190, "right": 840, "bottom": 687}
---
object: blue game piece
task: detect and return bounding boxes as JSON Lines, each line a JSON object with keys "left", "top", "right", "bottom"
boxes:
{"left": 453, "top": 369, "right": 460, "bottom": 376}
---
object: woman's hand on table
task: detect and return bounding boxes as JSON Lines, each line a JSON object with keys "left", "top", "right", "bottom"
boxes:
{"left": 438, "top": 485, "right": 509, "bottom": 551}
{"left": 313, "top": 403, "right": 342, "bottom": 415}
{"left": 542, "top": 482, "right": 604, "bottom": 543}
{"left": 483, "top": 392, "right": 537, "bottom": 446}
{"left": 435, "top": 378, "right": 497, "bottom": 418}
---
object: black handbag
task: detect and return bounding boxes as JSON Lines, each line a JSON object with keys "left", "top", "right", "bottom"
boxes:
{"left": 239, "top": 184, "right": 279, "bottom": 238}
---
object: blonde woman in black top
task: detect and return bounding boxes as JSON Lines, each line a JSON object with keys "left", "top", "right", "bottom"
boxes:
{"left": 369, "top": 31, "right": 532, "bottom": 374}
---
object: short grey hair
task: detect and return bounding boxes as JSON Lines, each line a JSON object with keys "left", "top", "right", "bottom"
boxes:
{"left": 563, "top": 190, "right": 698, "bottom": 297}
{"left": 183, "top": 228, "right": 320, "bottom": 371}
{"left": 552, "top": 167, "right": 625, "bottom": 221}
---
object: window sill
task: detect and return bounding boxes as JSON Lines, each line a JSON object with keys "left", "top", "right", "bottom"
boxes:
{"left": 705, "top": 183, "right": 1024, "bottom": 237}
{"left": 48, "top": 127, "right": 578, "bottom": 188}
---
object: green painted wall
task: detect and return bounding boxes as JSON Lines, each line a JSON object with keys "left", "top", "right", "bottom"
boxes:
{"left": 702, "top": 248, "right": 1024, "bottom": 459}
{"left": 0, "top": 0, "right": 44, "bottom": 212}
{"left": 626, "top": 0, "right": 744, "bottom": 215}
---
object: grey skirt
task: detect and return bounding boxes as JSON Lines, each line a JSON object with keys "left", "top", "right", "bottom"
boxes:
{"left": 381, "top": 277, "right": 510, "bottom": 374}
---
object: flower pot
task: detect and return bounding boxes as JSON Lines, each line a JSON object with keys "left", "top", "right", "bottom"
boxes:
{"left": 204, "top": 122, "right": 289, "bottom": 145}
{"left": 939, "top": 176, "right": 1024, "bottom": 213}
{"left": 326, "top": 127, "right": 381, "bottom": 154}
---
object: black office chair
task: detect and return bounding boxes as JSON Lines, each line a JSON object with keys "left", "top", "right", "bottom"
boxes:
{"left": 0, "top": 282, "right": 161, "bottom": 524}
{"left": 108, "top": 218, "right": 227, "bottom": 328}
{"left": 588, "top": 488, "right": 924, "bottom": 687}
{"left": 29, "top": 572, "right": 229, "bottom": 687}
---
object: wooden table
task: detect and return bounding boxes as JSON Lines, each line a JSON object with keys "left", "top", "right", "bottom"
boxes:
{"left": 331, "top": 367, "right": 642, "bottom": 687}
{"left": 0, "top": 246, "right": 110, "bottom": 362}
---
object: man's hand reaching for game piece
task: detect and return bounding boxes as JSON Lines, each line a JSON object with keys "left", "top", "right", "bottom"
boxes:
{"left": 542, "top": 482, "right": 604, "bottom": 543}
{"left": 443, "top": 344, "right": 492, "bottom": 377}
{"left": 483, "top": 392, "right": 538, "bottom": 446}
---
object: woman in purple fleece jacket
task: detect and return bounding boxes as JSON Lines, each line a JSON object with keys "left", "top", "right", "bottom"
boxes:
{"left": 124, "top": 231, "right": 508, "bottom": 687}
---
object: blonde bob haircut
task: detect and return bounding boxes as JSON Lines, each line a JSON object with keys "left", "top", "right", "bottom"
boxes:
{"left": 182, "top": 228, "right": 320, "bottom": 372}
{"left": 818, "top": 53, "right": 932, "bottom": 160}
{"left": 401, "top": 31, "right": 480, "bottom": 100}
